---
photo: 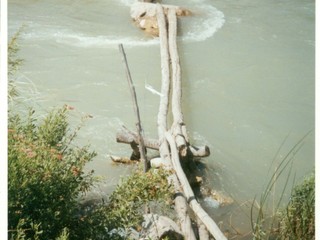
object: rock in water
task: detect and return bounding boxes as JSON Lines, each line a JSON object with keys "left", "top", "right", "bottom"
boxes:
{"left": 141, "top": 214, "right": 184, "bottom": 240}
{"left": 204, "top": 197, "right": 220, "bottom": 209}
{"left": 150, "top": 157, "right": 171, "bottom": 168}
{"left": 130, "top": 2, "right": 192, "bottom": 36}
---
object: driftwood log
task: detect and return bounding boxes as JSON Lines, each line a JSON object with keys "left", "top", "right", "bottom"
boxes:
{"left": 156, "top": 5, "right": 196, "bottom": 240}
{"left": 167, "top": 8, "right": 188, "bottom": 157}
{"left": 116, "top": 126, "right": 210, "bottom": 158}
{"left": 166, "top": 8, "right": 217, "bottom": 240}
{"left": 166, "top": 132, "right": 227, "bottom": 240}
{"left": 110, "top": 155, "right": 139, "bottom": 164}
{"left": 155, "top": 4, "right": 226, "bottom": 239}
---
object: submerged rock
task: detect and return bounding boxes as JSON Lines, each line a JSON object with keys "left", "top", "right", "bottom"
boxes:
{"left": 210, "top": 190, "right": 234, "bottom": 207}
{"left": 203, "top": 197, "right": 220, "bottom": 209}
{"left": 201, "top": 188, "right": 234, "bottom": 208}
{"left": 150, "top": 157, "right": 171, "bottom": 168}
{"left": 141, "top": 214, "right": 183, "bottom": 240}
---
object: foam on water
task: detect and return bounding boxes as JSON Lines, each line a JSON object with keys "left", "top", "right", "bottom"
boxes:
{"left": 118, "top": 0, "right": 136, "bottom": 7}
{"left": 192, "top": 131, "right": 210, "bottom": 146}
{"left": 20, "top": 1, "right": 224, "bottom": 48}
{"left": 22, "top": 26, "right": 160, "bottom": 48}
{"left": 182, "top": 5, "right": 225, "bottom": 42}
{"left": 54, "top": 32, "right": 160, "bottom": 48}
{"left": 116, "top": 0, "right": 225, "bottom": 43}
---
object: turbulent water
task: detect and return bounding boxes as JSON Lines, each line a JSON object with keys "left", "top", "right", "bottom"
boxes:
{"left": 9, "top": 0, "right": 315, "bottom": 236}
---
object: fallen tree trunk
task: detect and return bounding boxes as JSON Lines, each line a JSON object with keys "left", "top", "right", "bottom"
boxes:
{"left": 156, "top": 5, "right": 196, "bottom": 240}
{"left": 156, "top": 3, "right": 171, "bottom": 166}
{"left": 163, "top": 6, "right": 226, "bottom": 239}
{"left": 166, "top": 132, "right": 227, "bottom": 240}
{"left": 168, "top": 8, "right": 188, "bottom": 156}
{"left": 116, "top": 126, "right": 210, "bottom": 157}
{"left": 198, "top": 218, "right": 210, "bottom": 240}
{"left": 116, "top": 126, "right": 159, "bottom": 150}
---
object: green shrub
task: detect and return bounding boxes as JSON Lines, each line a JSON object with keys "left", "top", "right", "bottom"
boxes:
{"left": 105, "top": 167, "right": 174, "bottom": 230}
{"left": 278, "top": 174, "right": 315, "bottom": 239}
{"left": 8, "top": 29, "right": 175, "bottom": 239}
{"left": 8, "top": 105, "right": 175, "bottom": 239}
{"left": 8, "top": 106, "right": 97, "bottom": 239}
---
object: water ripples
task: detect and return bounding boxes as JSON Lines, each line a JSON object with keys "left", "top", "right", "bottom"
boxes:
{"left": 19, "top": 1, "right": 225, "bottom": 48}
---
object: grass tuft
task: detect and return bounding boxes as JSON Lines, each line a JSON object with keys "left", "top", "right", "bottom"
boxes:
{"left": 250, "top": 131, "right": 313, "bottom": 239}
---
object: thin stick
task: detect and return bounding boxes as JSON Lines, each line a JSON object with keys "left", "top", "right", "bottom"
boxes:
{"left": 118, "top": 43, "right": 148, "bottom": 172}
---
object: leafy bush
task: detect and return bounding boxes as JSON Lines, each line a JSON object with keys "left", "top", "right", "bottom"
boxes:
{"left": 8, "top": 106, "right": 175, "bottom": 239}
{"left": 278, "top": 174, "right": 315, "bottom": 239}
{"left": 8, "top": 28, "right": 175, "bottom": 240}
{"left": 8, "top": 106, "right": 97, "bottom": 239}
{"left": 105, "top": 167, "right": 174, "bottom": 230}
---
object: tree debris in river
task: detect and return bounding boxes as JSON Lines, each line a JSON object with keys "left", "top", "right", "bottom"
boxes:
{"left": 114, "top": 1, "right": 228, "bottom": 239}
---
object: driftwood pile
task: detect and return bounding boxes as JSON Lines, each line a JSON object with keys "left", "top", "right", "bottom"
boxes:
{"left": 114, "top": 1, "right": 228, "bottom": 239}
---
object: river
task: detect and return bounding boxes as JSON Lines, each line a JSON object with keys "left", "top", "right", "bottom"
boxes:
{"left": 8, "top": 0, "right": 315, "bottom": 237}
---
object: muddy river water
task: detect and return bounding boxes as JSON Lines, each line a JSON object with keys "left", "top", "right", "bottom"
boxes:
{"left": 9, "top": 0, "right": 315, "bottom": 236}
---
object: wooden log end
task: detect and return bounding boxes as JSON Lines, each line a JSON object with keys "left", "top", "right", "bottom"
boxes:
{"left": 175, "top": 135, "right": 187, "bottom": 149}
{"left": 110, "top": 155, "right": 139, "bottom": 164}
{"left": 190, "top": 145, "right": 210, "bottom": 158}
{"left": 116, "top": 126, "right": 160, "bottom": 150}
{"left": 116, "top": 126, "right": 136, "bottom": 143}
{"left": 179, "top": 146, "right": 188, "bottom": 157}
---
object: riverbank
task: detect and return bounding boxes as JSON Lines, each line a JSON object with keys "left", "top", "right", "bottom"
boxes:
{"left": 7, "top": 103, "right": 314, "bottom": 239}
